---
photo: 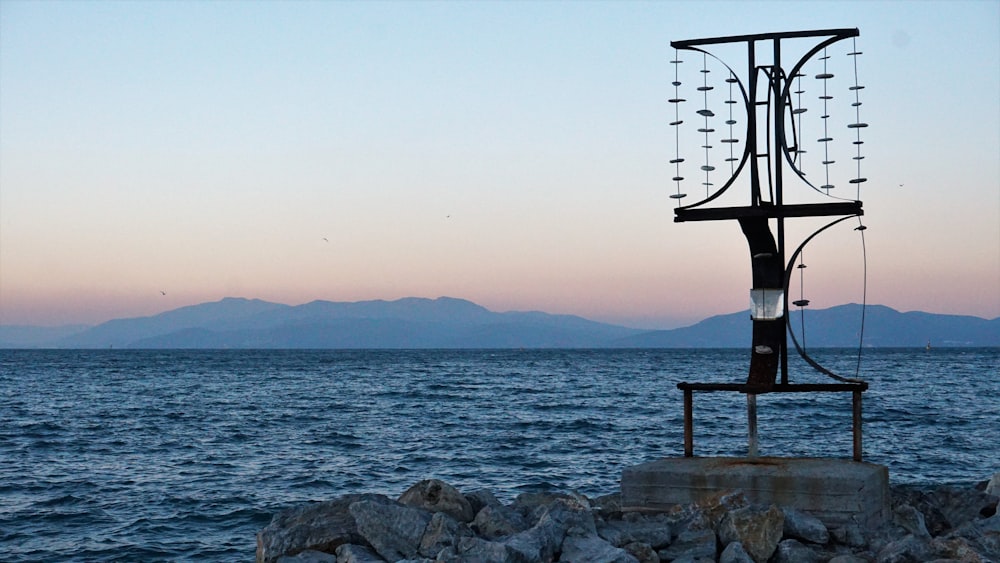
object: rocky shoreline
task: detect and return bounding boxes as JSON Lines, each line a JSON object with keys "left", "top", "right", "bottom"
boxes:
{"left": 257, "top": 475, "right": 1000, "bottom": 563}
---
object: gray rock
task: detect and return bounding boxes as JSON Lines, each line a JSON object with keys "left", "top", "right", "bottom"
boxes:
{"left": 894, "top": 504, "right": 930, "bottom": 539}
{"left": 827, "top": 555, "right": 870, "bottom": 563}
{"left": 986, "top": 473, "right": 1000, "bottom": 498}
{"left": 876, "top": 534, "right": 932, "bottom": 563}
{"left": 349, "top": 499, "right": 431, "bottom": 561}
{"left": 831, "top": 524, "right": 867, "bottom": 547}
{"left": 399, "top": 479, "right": 476, "bottom": 523}
{"left": 333, "top": 544, "right": 383, "bottom": 563}
{"left": 597, "top": 514, "right": 672, "bottom": 549}
{"left": 511, "top": 491, "right": 592, "bottom": 525}
{"left": 657, "top": 527, "right": 715, "bottom": 561}
{"left": 717, "top": 504, "right": 784, "bottom": 563}
{"left": 594, "top": 493, "right": 623, "bottom": 515}
{"left": 473, "top": 503, "right": 530, "bottom": 540}
{"left": 276, "top": 549, "right": 338, "bottom": 563}
{"left": 782, "top": 507, "right": 829, "bottom": 545}
{"left": 437, "top": 536, "right": 518, "bottom": 563}
{"left": 719, "top": 541, "right": 754, "bottom": 563}
{"left": 419, "top": 511, "right": 474, "bottom": 558}
{"left": 561, "top": 534, "right": 640, "bottom": 563}
{"left": 622, "top": 541, "right": 659, "bottom": 563}
{"left": 256, "top": 494, "right": 391, "bottom": 563}
{"left": 772, "top": 538, "right": 821, "bottom": 563}
{"left": 465, "top": 488, "right": 504, "bottom": 515}
{"left": 503, "top": 501, "right": 580, "bottom": 563}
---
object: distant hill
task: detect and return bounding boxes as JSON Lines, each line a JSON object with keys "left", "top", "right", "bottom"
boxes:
{"left": 615, "top": 304, "right": 1000, "bottom": 348}
{"left": 1, "top": 297, "right": 997, "bottom": 349}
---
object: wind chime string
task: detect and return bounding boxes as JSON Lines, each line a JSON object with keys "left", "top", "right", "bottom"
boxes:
{"left": 669, "top": 49, "right": 686, "bottom": 204}
{"left": 848, "top": 37, "right": 868, "bottom": 197}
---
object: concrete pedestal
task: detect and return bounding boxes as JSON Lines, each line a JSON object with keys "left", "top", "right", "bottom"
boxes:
{"left": 621, "top": 457, "right": 889, "bottom": 530}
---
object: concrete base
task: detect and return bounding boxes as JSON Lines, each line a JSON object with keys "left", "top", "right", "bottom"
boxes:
{"left": 621, "top": 457, "right": 889, "bottom": 530}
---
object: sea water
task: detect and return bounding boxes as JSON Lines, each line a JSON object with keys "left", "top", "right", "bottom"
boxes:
{"left": 2, "top": 348, "right": 998, "bottom": 561}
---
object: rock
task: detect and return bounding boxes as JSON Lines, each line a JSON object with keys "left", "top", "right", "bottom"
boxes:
{"left": 719, "top": 541, "right": 755, "bottom": 563}
{"left": 597, "top": 513, "right": 672, "bottom": 549}
{"left": 502, "top": 510, "right": 567, "bottom": 562}
{"left": 771, "top": 538, "right": 821, "bottom": 563}
{"left": 717, "top": 504, "right": 784, "bottom": 563}
{"left": 399, "top": 479, "right": 476, "bottom": 523}
{"left": 693, "top": 489, "right": 750, "bottom": 530}
{"left": 831, "top": 524, "right": 867, "bottom": 547}
{"left": 511, "top": 491, "right": 591, "bottom": 524}
{"left": 622, "top": 541, "right": 659, "bottom": 563}
{"left": 418, "top": 511, "right": 474, "bottom": 558}
{"left": 986, "top": 473, "right": 1000, "bottom": 498}
{"left": 782, "top": 507, "right": 829, "bottom": 544}
{"left": 561, "top": 534, "right": 640, "bottom": 563}
{"left": 465, "top": 488, "right": 503, "bottom": 515}
{"left": 437, "top": 536, "right": 517, "bottom": 563}
{"left": 930, "top": 535, "right": 991, "bottom": 562}
{"left": 333, "top": 544, "right": 383, "bottom": 563}
{"left": 827, "top": 555, "right": 870, "bottom": 563}
{"left": 276, "top": 549, "right": 338, "bottom": 563}
{"left": 876, "top": 534, "right": 932, "bottom": 563}
{"left": 256, "top": 494, "right": 391, "bottom": 563}
{"left": 349, "top": 499, "right": 431, "bottom": 561}
{"left": 657, "top": 527, "right": 715, "bottom": 561}
{"left": 894, "top": 503, "right": 931, "bottom": 539}
{"left": 472, "top": 503, "right": 530, "bottom": 539}
{"left": 594, "top": 493, "right": 624, "bottom": 516}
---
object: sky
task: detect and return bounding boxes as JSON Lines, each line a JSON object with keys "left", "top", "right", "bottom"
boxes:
{"left": 1, "top": 0, "right": 998, "bottom": 329}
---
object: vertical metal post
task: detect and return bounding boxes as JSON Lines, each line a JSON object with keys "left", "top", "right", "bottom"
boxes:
{"left": 683, "top": 389, "right": 694, "bottom": 457}
{"left": 747, "top": 393, "right": 758, "bottom": 457}
{"left": 852, "top": 390, "right": 863, "bottom": 461}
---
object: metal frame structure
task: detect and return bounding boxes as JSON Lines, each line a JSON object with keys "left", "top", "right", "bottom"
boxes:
{"left": 669, "top": 29, "right": 867, "bottom": 460}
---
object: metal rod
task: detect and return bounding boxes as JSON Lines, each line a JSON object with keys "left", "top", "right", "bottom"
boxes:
{"left": 684, "top": 389, "right": 694, "bottom": 457}
{"left": 853, "top": 390, "right": 863, "bottom": 461}
{"left": 747, "top": 393, "right": 759, "bottom": 457}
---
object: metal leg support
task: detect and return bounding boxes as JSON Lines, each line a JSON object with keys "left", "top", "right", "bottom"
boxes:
{"left": 683, "top": 389, "right": 693, "bottom": 457}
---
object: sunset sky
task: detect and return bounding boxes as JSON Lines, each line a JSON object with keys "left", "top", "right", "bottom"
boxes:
{"left": 1, "top": 1, "right": 998, "bottom": 329}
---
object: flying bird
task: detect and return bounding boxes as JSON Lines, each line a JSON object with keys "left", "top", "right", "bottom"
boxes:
{"left": 322, "top": 237, "right": 329, "bottom": 243}
{"left": 159, "top": 291, "right": 166, "bottom": 296}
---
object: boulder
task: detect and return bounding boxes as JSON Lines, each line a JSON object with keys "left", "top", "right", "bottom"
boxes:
{"left": 399, "top": 479, "right": 475, "bottom": 523}
{"left": 465, "top": 488, "right": 504, "bottom": 515}
{"left": 436, "top": 536, "right": 518, "bottom": 563}
{"left": 894, "top": 504, "right": 931, "bottom": 539}
{"left": 473, "top": 503, "right": 530, "bottom": 539}
{"left": 622, "top": 541, "right": 659, "bottom": 563}
{"left": 986, "top": 473, "right": 1000, "bottom": 498}
{"left": 418, "top": 511, "right": 474, "bottom": 558}
{"left": 657, "top": 527, "right": 716, "bottom": 561}
{"left": 782, "top": 507, "right": 829, "bottom": 544}
{"left": 503, "top": 501, "right": 581, "bottom": 562}
{"left": 876, "top": 534, "right": 932, "bottom": 563}
{"left": 771, "top": 538, "right": 821, "bottom": 563}
{"left": 597, "top": 513, "right": 672, "bottom": 549}
{"left": 349, "top": 499, "right": 431, "bottom": 561}
{"left": 719, "top": 541, "right": 754, "bottom": 563}
{"left": 717, "top": 504, "right": 784, "bottom": 563}
{"left": 256, "top": 494, "right": 391, "bottom": 563}
{"left": 276, "top": 549, "right": 337, "bottom": 563}
{"left": 827, "top": 555, "right": 870, "bottom": 563}
{"left": 830, "top": 524, "right": 867, "bottom": 547}
{"left": 560, "top": 534, "right": 640, "bottom": 563}
{"left": 333, "top": 544, "right": 383, "bottom": 563}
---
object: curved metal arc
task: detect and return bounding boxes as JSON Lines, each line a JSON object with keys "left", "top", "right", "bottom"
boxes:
{"left": 779, "top": 34, "right": 861, "bottom": 203}
{"left": 783, "top": 214, "right": 865, "bottom": 383}
{"left": 673, "top": 45, "right": 752, "bottom": 212}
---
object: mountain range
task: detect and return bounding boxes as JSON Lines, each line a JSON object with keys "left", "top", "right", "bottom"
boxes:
{"left": 1, "top": 296, "right": 997, "bottom": 349}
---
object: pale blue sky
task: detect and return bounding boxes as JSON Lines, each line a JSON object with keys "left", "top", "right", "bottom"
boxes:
{"left": 1, "top": 0, "right": 998, "bottom": 328}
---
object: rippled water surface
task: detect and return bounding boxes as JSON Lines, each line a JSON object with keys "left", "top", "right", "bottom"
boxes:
{"left": 2, "top": 348, "right": 998, "bottom": 561}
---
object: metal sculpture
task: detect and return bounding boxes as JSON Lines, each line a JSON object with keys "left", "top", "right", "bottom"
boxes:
{"left": 668, "top": 29, "right": 870, "bottom": 460}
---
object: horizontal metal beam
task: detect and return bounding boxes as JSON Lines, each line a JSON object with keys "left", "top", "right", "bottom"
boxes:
{"left": 674, "top": 202, "right": 862, "bottom": 222}
{"left": 677, "top": 381, "right": 868, "bottom": 393}
{"left": 671, "top": 28, "right": 859, "bottom": 49}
